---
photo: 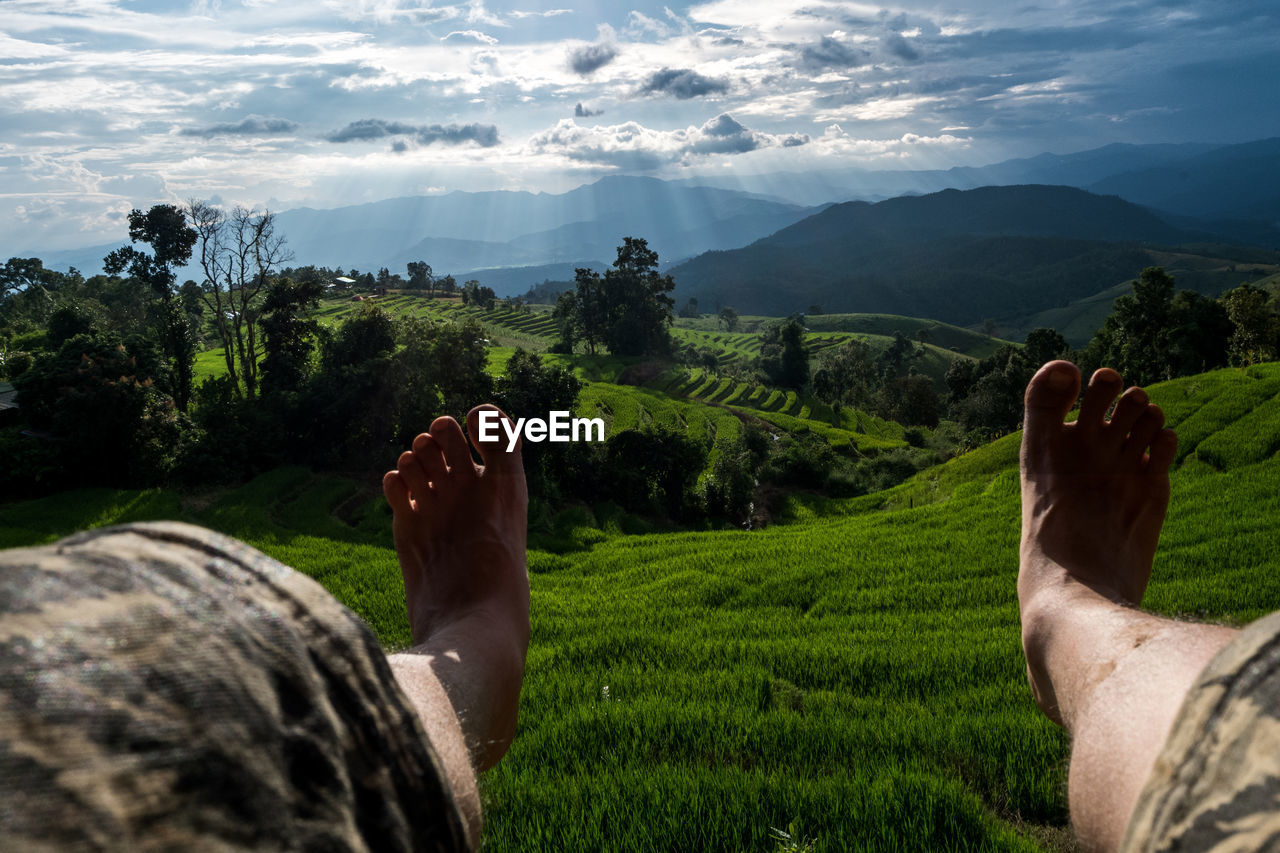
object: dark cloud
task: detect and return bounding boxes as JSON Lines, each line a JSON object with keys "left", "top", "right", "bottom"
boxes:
{"left": 638, "top": 68, "right": 729, "bottom": 99}
{"left": 690, "top": 114, "right": 807, "bottom": 156}
{"left": 883, "top": 32, "right": 920, "bottom": 62}
{"left": 574, "top": 103, "right": 602, "bottom": 118}
{"left": 799, "top": 36, "right": 866, "bottom": 72}
{"left": 326, "top": 119, "right": 499, "bottom": 147}
{"left": 326, "top": 118, "right": 419, "bottom": 142}
{"left": 178, "top": 115, "right": 299, "bottom": 138}
{"left": 568, "top": 41, "right": 618, "bottom": 75}
{"left": 934, "top": 25, "right": 1144, "bottom": 60}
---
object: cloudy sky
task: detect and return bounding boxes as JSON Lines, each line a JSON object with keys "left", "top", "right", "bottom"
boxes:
{"left": 2, "top": 0, "right": 1278, "bottom": 253}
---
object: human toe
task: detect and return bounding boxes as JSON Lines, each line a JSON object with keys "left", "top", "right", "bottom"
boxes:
{"left": 382, "top": 470, "right": 413, "bottom": 514}
{"left": 1147, "top": 429, "right": 1178, "bottom": 474}
{"left": 397, "top": 450, "right": 433, "bottom": 506}
{"left": 1123, "top": 404, "right": 1165, "bottom": 462}
{"left": 412, "top": 432, "right": 451, "bottom": 484}
{"left": 1021, "top": 361, "right": 1080, "bottom": 457}
{"left": 1108, "top": 387, "right": 1150, "bottom": 440}
{"left": 427, "top": 418, "right": 475, "bottom": 475}
{"left": 1078, "top": 368, "right": 1124, "bottom": 431}
{"left": 466, "top": 404, "right": 523, "bottom": 473}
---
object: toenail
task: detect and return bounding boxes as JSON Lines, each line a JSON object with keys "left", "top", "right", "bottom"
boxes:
{"left": 1047, "top": 369, "right": 1073, "bottom": 391}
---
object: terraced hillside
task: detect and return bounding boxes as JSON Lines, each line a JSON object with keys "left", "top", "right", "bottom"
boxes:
{"left": 190, "top": 295, "right": 914, "bottom": 491}
{"left": 648, "top": 366, "right": 905, "bottom": 453}
{"left": 6, "top": 362, "right": 1279, "bottom": 851}
{"left": 676, "top": 312, "right": 1012, "bottom": 360}
{"left": 315, "top": 293, "right": 559, "bottom": 349}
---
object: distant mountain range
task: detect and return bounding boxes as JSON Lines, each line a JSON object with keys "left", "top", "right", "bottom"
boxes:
{"left": 683, "top": 138, "right": 1280, "bottom": 227}
{"left": 669, "top": 184, "right": 1280, "bottom": 337}
{"left": 21, "top": 137, "right": 1279, "bottom": 310}
{"left": 274, "top": 176, "right": 822, "bottom": 278}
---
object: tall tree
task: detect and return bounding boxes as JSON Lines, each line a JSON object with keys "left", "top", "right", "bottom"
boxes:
{"left": 104, "top": 204, "right": 199, "bottom": 411}
{"left": 719, "top": 306, "right": 739, "bottom": 332}
{"left": 813, "top": 337, "right": 877, "bottom": 408}
{"left": 1220, "top": 283, "right": 1280, "bottom": 366}
{"left": 601, "top": 237, "right": 675, "bottom": 356}
{"left": 1086, "top": 267, "right": 1176, "bottom": 386}
{"left": 757, "top": 316, "right": 810, "bottom": 389}
{"left": 260, "top": 273, "right": 325, "bottom": 394}
{"left": 407, "top": 260, "right": 433, "bottom": 294}
{"left": 187, "top": 201, "right": 293, "bottom": 398}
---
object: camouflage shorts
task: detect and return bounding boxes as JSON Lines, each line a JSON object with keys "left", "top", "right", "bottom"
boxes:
{"left": 1124, "top": 610, "right": 1280, "bottom": 851}
{"left": 0, "top": 522, "right": 467, "bottom": 852}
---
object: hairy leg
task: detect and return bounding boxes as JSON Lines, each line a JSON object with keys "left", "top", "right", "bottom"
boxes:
{"left": 381, "top": 405, "right": 531, "bottom": 847}
{"left": 1018, "top": 361, "right": 1236, "bottom": 851}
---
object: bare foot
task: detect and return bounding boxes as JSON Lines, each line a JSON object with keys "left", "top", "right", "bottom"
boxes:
{"left": 382, "top": 404, "right": 530, "bottom": 770}
{"left": 1018, "top": 361, "right": 1177, "bottom": 724}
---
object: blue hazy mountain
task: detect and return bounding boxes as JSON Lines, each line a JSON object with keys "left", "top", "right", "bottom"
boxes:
{"left": 1087, "top": 138, "right": 1280, "bottom": 223}
{"left": 668, "top": 184, "right": 1279, "bottom": 324}
{"left": 275, "top": 175, "right": 821, "bottom": 278}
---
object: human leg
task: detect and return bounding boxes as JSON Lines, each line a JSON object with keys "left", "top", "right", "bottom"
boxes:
{"left": 382, "top": 404, "right": 530, "bottom": 777}
{"left": 0, "top": 521, "right": 473, "bottom": 852}
{"left": 1018, "top": 361, "right": 1237, "bottom": 850}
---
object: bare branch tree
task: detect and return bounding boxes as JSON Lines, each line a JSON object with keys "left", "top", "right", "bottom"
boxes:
{"left": 186, "top": 201, "right": 293, "bottom": 398}
{"left": 188, "top": 199, "right": 240, "bottom": 394}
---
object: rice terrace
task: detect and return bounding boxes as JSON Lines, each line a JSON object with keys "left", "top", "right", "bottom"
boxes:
{"left": 5, "top": 279, "right": 1280, "bottom": 848}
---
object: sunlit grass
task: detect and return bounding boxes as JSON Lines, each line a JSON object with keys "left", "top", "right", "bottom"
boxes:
{"left": 6, "top": 363, "right": 1278, "bottom": 850}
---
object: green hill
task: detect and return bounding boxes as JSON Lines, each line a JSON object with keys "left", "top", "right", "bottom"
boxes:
{"left": 676, "top": 312, "right": 1013, "bottom": 360}
{"left": 669, "top": 185, "right": 1280, "bottom": 328}
{"left": 5, "top": 361, "right": 1280, "bottom": 850}
{"left": 1004, "top": 251, "right": 1280, "bottom": 345}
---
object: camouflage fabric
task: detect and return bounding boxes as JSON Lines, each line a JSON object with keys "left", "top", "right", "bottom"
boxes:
{"left": 1124, "top": 610, "right": 1280, "bottom": 851}
{"left": 0, "top": 521, "right": 467, "bottom": 852}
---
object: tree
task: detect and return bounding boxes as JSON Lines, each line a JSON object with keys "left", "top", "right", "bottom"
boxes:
{"left": 1220, "top": 283, "right": 1279, "bottom": 366}
{"left": 187, "top": 201, "right": 293, "bottom": 399}
{"left": 461, "top": 280, "right": 496, "bottom": 309}
{"left": 1167, "top": 290, "right": 1231, "bottom": 375}
{"left": 301, "top": 305, "right": 399, "bottom": 466}
{"left": 757, "top": 316, "right": 809, "bottom": 389}
{"left": 551, "top": 238, "right": 674, "bottom": 357}
{"left": 678, "top": 297, "right": 699, "bottom": 319}
{"left": 719, "top": 306, "right": 739, "bottom": 332}
{"left": 880, "top": 374, "right": 941, "bottom": 428}
{"left": 1085, "top": 267, "right": 1175, "bottom": 386}
{"left": 493, "top": 349, "right": 582, "bottom": 495}
{"left": 104, "top": 204, "right": 199, "bottom": 411}
{"left": 407, "top": 261, "right": 433, "bottom": 294}
{"left": 260, "top": 273, "right": 325, "bottom": 394}
{"left": 601, "top": 426, "right": 707, "bottom": 518}
{"left": 600, "top": 238, "right": 675, "bottom": 357}
{"left": 949, "top": 328, "right": 1069, "bottom": 434}
{"left": 0, "top": 258, "right": 82, "bottom": 331}
{"left": 14, "top": 331, "right": 187, "bottom": 485}
{"left": 813, "top": 338, "right": 877, "bottom": 409}
{"left": 560, "top": 269, "right": 608, "bottom": 355}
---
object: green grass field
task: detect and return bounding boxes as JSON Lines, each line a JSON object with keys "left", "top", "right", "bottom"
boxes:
{"left": 6, "top": 362, "right": 1280, "bottom": 850}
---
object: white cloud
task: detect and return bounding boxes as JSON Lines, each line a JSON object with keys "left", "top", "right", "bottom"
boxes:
{"left": 813, "top": 124, "right": 970, "bottom": 159}
{"left": 509, "top": 8, "right": 571, "bottom": 19}
{"left": 444, "top": 29, "right": 499, "bottom": 44}
{"left": 526, "top": 113, "right": 808, "bottom": 170}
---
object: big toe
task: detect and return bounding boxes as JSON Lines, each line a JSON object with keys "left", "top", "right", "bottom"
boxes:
{"left": 467, "top": 404, "right": 524, "bottom": 474}
{"left": 1022, "top": 360, "right": 1081, "bottom": 454}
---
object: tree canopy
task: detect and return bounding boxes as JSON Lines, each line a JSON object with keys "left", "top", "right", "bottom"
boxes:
{"left": 554, "top": 237, "right": 675, "bottom": 357}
